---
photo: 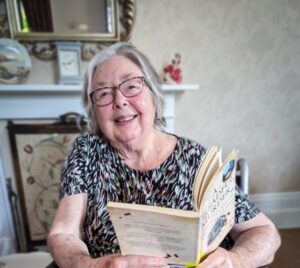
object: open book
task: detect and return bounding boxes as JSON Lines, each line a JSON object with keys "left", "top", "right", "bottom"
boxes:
{"left": 107, "top": 147, "right": 238, "bottom": 267}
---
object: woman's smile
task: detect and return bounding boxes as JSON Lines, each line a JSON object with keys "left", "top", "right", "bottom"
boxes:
{"left": 113, "top": 114, "right": 138, "bottom": 124}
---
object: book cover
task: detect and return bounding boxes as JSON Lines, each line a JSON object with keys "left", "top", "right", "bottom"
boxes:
{"left": 107, "top": 148, "right": 238, "bottom": 266}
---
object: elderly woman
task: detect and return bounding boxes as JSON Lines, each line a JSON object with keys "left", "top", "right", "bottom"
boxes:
{"left": 47, "top": 42, "right": 280, "bottom": 268}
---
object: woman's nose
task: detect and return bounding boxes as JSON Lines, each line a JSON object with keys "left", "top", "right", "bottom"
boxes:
{"left": 112, "top": 88, "right": 128, "bottom": 109}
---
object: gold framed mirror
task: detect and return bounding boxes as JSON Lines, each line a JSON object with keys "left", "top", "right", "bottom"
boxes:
{"left": 2, "top": 0, "right": 136, "bottom": 60}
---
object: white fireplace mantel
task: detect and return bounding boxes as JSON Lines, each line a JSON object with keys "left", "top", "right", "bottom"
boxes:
{"left": 0, "top": 83, "right": 199, "bottom": 132}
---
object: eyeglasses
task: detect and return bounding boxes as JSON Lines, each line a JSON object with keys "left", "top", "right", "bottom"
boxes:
{"left": 90, "top": 76, "right": 147, "bottom": 106}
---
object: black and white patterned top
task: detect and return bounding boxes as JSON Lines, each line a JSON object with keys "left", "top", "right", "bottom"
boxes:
{"left": 61, "top": 132, "right": 260, "bottom": 257}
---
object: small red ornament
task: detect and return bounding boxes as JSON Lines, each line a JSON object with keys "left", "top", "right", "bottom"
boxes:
{"left": 163, "top": 53, "right": 182, "bottom": 84}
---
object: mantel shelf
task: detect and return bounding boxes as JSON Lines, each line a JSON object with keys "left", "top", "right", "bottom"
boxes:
{"left": 0, "top": 84, "right": 199, "bottom": 93}
{"left": 0, "top": 84, "right": 83, "bottom": 93}
{"left": 0, "top": 83, "right": 199, "bottom": 132}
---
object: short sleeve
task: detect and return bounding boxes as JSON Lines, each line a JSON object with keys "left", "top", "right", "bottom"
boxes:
{"left": 60, "top": 134, "right": 88, "bottom": 197}
{"left": 235, "top": 185, "right": 260, "bottom": 223}
{"left": 220, "top": 186, "right": 261, "bottom": 249}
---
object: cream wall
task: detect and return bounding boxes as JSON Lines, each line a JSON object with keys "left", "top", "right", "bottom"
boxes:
{"left": 130, "top": 0, "right": 300, "bottom": 194}
{"left": 10, "top": 0, "right": 300, "bottom": 194}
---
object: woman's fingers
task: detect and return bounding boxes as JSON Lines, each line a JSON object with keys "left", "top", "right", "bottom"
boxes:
{"left": 108, "top": 255, "right": 167, "bottom": 268}
{"left": 125, "top": 255, "right": 167, "bottom": 267}
{"left": 197, "top": 247, "right": 236, "bottom": 268}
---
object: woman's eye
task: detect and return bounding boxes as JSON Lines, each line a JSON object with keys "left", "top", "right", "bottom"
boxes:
{"left": 96, "top": 90, "right": 112, "bottom": 99}
{"left": 125, "top": 83, "right": 139, "bottom": 91}
{"left": 128, "top": 85, "right": 137, "bottom": 90}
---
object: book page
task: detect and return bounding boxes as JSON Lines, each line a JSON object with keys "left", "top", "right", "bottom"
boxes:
{"left": 198, "top": 150, "right": 237, "bottom": 255}
{"left": 193, "top": 146, "right": 218, "bottom": 211}
{"left": 108, "top": 203, "right": 200, "bottom": 265}
{"left": 197, "top": 149, "right": 222, "bottom": 209}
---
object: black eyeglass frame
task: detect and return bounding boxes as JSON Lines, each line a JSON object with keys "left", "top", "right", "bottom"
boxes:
{"left": 89, "top": 76, "right": 148, "bottom": 107}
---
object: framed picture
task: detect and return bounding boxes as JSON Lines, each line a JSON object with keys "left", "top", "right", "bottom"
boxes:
{"left": 56, "top": 42, "right": 82, "bottom": 85}
{"left": 7, "top": 113, "right": 86, "bottom": 251}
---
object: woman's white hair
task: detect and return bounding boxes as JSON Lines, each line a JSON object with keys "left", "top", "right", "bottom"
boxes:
{"left": 82, "top": 42, "right": 165, "bottom": 135}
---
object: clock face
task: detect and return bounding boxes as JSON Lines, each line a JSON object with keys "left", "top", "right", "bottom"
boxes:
{"left": 59, "top": 50, "right": 80, "bottom": 76}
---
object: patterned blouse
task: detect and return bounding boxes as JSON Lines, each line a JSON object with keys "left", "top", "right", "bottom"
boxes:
{"left": 61, "top": 132, "right": 260, "bottom": 257}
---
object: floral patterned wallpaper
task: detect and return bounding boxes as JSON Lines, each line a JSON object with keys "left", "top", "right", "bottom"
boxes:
{"left": 131, "top": 0, "right": 300, "bottom": 194}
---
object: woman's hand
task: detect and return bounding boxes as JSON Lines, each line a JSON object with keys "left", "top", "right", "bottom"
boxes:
{"left": 197, "top": 247, "right": 240, "bottom": 268}
{"left": 94, "top": 254, "right": 167, "bottom": 268}
{"left": 198, "top": 213, "right": 281, "bottom": 268}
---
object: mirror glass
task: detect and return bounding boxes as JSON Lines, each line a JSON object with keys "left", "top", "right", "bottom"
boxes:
{"left": 16, "top": 0, "right": 112, "bottom": 34}
{"left": 7, "top": 0, "right": 120, "bottom": 41}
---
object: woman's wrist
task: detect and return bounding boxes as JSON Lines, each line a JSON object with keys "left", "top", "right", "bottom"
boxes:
{"left": 228, "top": 248, "right": 243, "bottom": 268}
{"left": 71, "top": 254, "right": 99, "bottom": 268}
